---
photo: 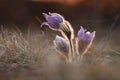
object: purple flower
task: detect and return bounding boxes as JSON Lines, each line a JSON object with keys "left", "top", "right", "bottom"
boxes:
{"left": 41, "top": 13, "right": 74, "bottom": 41}
{"left": 54, "top": 35, "right": 69, "bottom": 59}
{"left": 41, "top": 13, "right": 64, "bottom": 30}
{"left": 76, "top": 26, "right": 96, "bottom": 55}
{"left": 77, "top": 26, "right": 95, "bottom": 43}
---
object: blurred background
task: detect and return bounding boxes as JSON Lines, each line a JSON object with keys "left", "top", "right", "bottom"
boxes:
{"left": 0, "top": 0, "right": 120, "bottom": 24}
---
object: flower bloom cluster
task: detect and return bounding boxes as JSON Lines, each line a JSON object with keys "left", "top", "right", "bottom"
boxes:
{"left": 41, "top": 13, "right": 96, "bottom": 62}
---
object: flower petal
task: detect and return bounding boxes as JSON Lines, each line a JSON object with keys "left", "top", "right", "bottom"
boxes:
{"left": 47, "top": 17, "right": 60, "bottom": 29}
{"left": 41, "top": 22, "right": 49, "bottom": 27}
{"left": 83, "top": 31, "right": 96, "bottom": 43}
{"left": 49, "top": 13, "right": 64, "bottom": 23}
{"left": 77, "top": 26, "right": 86, "bottom": 40}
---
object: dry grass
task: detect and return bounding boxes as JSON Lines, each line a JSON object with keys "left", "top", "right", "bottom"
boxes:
{"left": 0, "top": 26, "right": 57, "bottom": 66}
{"left": 0, "top": 25, "right": 120, "bottom": 80}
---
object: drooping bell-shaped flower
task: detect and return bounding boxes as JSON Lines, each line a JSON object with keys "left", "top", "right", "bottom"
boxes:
{"left": 54, "top": 35, "right": 69, "bottom": 60}
{"left": 41, "top": 13, "right": 75, "bottom": 61}
{"left": 76, "top": 26, "right": 96, "bottom": 56}
{"left": 41, "top": 13, "right": 64, "bottom": 30}
{"left": 41, "top": 13, "right": 74, "bottom": 40}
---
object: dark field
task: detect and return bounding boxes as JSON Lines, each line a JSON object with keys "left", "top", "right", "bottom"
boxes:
{"left": 0, "top": 0, "right": 120, "bottom": 80}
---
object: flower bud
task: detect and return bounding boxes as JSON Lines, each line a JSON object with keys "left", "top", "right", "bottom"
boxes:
{"left": 54, "top": 35, "right": 69, "bottom": 59}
